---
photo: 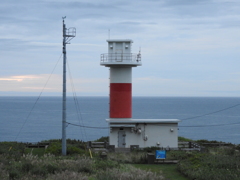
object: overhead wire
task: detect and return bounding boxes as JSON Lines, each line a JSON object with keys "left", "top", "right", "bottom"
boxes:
{"left": 65, "top": 59, "right": 109, "bottom": 130}
{"left": 66, "top": 122, "right": 108, "bottom": 129}
{"left": 66, "top": 119, "right": 240, "bottom": 129}
{"left": 179, "top": 122, "right": 240, "bottom": 127}
{"left": 67, "top": 62, "right": 84, "bottom": 140}
{"left": 180, "top": 103, "right": 240, "bottom": 121}
{"left": 14, "top": 53, "right": 63, "bottom": 141}
{"left": 66, "top": 102, "right": 240, "bottom": 129}
{"left": 66, "top": 60, "right": 88, "bottom": 141}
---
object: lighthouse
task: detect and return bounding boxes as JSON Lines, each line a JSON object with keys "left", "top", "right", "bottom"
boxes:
{"left": 101, "top": 39, "right": 180, "bottom": 149}
{"left": 100, "top": 39, "right": 141, "bottom": 118}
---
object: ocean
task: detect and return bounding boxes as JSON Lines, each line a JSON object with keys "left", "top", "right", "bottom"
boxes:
{"left": 1, "top": 96, "right": 240, "bottom": 144}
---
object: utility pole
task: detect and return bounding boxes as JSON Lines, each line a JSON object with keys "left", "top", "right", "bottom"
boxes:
{"left": 62, "top": 17, "right": 76, "bottom": 155}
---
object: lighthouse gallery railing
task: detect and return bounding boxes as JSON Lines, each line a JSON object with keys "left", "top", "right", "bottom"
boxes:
{"left": 101, "top": 53, "right": 141, "bottom": 63}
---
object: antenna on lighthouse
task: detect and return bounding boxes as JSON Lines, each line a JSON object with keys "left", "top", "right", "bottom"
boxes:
{"left": 62, "top": 17, "right": 76, "bottom": 156}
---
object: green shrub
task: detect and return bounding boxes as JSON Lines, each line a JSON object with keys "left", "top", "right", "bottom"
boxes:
{"left": 21, "top": 160, "right": 33, "bottom": 172}
{"left": 44, "top": 140, "right": 87, "bottom": 156}
{"left": 196, "top": 139, "right": 225, "bottom": 144}
{"left": 73, "top": 157, "right": 93, "bottom": 173}
{"left": 94, "top": 159, "right": 119, "bottom": 171}
{"left": 67, "top": 146, "right": 86, "bottom": 155}
{"left": 9, "top": 168, "right": 21, "bottom": 180}
{"left": 0, "top": 163, "right": 8, "bottom": 180}
{"left": 0, "top": 142, "right": 25, "bottom": 161}
{"left": 94, "top": 136, "right": 109, "bottom": 142}
{"left": 0, "top": 154, "right": 9, "bottom": 165}
{"left": 45, "top": 163, "right": 59, "bottom": 174}
{"left": 46, "top": 170, "right": 88, "bottom": 180}
{"left": 178, "top": 136, "right": 193, "bottom": 142}
{"left": 95, "top": 165, "right": 164, "bottom": 180}
{"left": 45, "top": 142, "right": 61, "bottom": 155}
{"left": 6, "top": 161, "right": 23, "bottom": 179}
{"left": 161, "top": 150, "right": 190, "bottom": 160}
{"left": 177, "top": 150, "right": 240, "bottom": 180}
{"left": 30, "top": 165, "right": 48, "bottom": 177}
{"left": 25, "top": 148, "right": 46, "bottom": 156}
{"left": 108, "top": 152, "right": 147, "bottom": 164}
{"left": 57, "top": 156, "right": 94, "bottom": 173}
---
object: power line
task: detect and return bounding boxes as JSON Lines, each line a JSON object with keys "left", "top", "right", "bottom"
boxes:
{"left": 66, "top": 120, "right": 240, "bottom": 129}
{"left": 180, "top": 103, "right": 240, "bottom": 121}
{"left": 179, "top": 122, "right": 240, "bottom": 127}
{"left": 67, "top": 60, "right": 88, "bottom": 141}
{"left": 14, "top": 53, "right": 62, "bottom": 141}
{"left": 66, "top": 122, "right": 109, "bottom": 129}
{"left": 66, "top": 103, "right": 240, "bottom": 129}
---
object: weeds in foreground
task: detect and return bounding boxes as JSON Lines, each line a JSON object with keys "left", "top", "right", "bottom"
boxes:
{"left": 177, "top": 148, "right": 240, "bottom": 180}
{"left": 0, "top": 147, "right": 163, "bottom": 180}
{"left": 47, "top": 170, "right": 88, "bottom": 180}
{"left": 108, "top": 152, "right": 147, "bottom": 164}
{"left": 2, "top": 139, "right": 240, "bottom": 180}
{"left": 96, "top": 165, "right": 164, "bottom": 180}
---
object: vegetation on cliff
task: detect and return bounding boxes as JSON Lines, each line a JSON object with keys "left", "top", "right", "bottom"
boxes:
{"left": 0, "top": 138, "right": 240, "bottom": 180}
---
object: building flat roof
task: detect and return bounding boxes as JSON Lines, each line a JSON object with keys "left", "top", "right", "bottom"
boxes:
{"left": 100, "top": 62, "right": 141, "bottom": 67}
{"left": 106, "top": 39, "right": 133, "bottom": 43}
{"left": 106, "top": 118, "right": 180, "bottom": 123}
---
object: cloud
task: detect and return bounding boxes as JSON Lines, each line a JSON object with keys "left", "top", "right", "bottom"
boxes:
{"left": 1, "top": 0, "right": 240, "bottom": 96}
{"left": 0, "top": 74, "right": 61, "bottom": 92}
{"left": 0, "top": 74, "right": 108, "bottom": 95}
{"left": 133, "top": 76, "right": 240, "bottom": 97}
{"left": 0, "top": 75, "right": 40, "bottom": 82}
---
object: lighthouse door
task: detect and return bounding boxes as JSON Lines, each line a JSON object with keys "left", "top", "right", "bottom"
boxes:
{"left": 118, "top": 131, "right": 126, "bottom": 148}
{"left": 115, "top": 49, "right": 123, "bottom": 62}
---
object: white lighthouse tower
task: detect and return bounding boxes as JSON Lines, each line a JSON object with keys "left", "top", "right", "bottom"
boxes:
{"left": 101, "top": 39, "right": 180, "bottom": 149}
{"left": 100, "top": 39, "right": 141, "bottom": 118}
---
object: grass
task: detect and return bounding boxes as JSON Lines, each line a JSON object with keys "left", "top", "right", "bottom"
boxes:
{"left": 2, "top": 138, "right": 240, "bottom": 180}
{"left": 133, "top": 164, "right": 189, "bottom": 180}
{"left": 0, "top": 153, "right": 164, "bottom": 180}
{"left": 24, "top": 148, "right": 46, "bottom": 156}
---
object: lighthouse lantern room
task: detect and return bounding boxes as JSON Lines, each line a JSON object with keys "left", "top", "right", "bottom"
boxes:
{"left": 100, "top": 39, "right": 180, "bottom": 149}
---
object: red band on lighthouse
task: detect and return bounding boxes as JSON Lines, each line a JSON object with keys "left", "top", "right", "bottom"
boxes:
{"left": 110, "top": 83, "right": 132, "bottom": 118}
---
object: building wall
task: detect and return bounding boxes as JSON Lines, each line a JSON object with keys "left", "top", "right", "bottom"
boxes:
{"left": 109, "top": 123, "right": 178, "bottom": 148}
{"left": 108, "top": 41, "right": 132, "bottom": 54}
{"left": 110, "top": 67, "right": 132, "bottom": 83}
{"left": 109, "top": 65, "right": 132, "bottom": 118}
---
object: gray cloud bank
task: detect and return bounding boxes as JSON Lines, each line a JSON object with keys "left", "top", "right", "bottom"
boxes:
{"left": 1, "top": 0, "right": 240, "bottom": 96}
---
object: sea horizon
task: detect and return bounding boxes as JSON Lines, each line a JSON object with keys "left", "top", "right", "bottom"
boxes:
{"left": 1, "top": 96, "right": 240, "bottom": 144}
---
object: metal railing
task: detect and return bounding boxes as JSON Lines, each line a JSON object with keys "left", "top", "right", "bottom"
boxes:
{"left": 100, "top": 53, "right": 141, "bottom": 63}
{"left": 65, "top": 27, "right": 76, "bottom": 37}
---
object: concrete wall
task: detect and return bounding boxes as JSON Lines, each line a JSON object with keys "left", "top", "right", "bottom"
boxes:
{"left": 108, "top": 41, "right": 132, "bottom": 54}
{"left": 110, "top": 67, "right": 132, "bottom": 83}
{"left": 109, "top": 123, "right": 178, "bottom": 148}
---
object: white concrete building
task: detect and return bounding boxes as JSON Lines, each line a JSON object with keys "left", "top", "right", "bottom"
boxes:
{"left": 107, "top": 119, "right": 179, "bottom": 148}
{"left": 100, "top": 39, "right": 180, "bottom": 148}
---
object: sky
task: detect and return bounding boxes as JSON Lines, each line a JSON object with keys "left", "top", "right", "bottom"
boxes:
{"left": 1, "top": 0, "right": 240, "bottom": 97}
